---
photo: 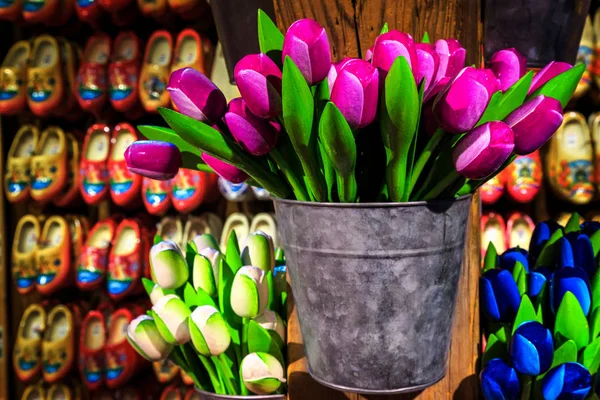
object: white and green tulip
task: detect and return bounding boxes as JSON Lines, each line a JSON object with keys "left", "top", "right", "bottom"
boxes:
{"left": 152, "top": 294, "right": 191, "bottom": 345}
{"left": 189, "top": 305, "right": 231, "bottom": 356}
{"left": 231, "top": 266, "right": 269, "bottom": 318}
{"left": 189, "top": 234, "right": 220, "bottom": 253}
{"left": 254, "top": 310, "right": 286, "bottom": 343}
{"left": 149, "top": 283, "right": 175, "bottom": 305}
{"left": 150, "top": 241, "right": 189, "bottom": 289}
{"left": 241, "top": 232, "right": 275, "bottom": 273}
{"left": 127, "top": 315, "right": 173, "bottom": 361}
{"left": 199, "top": 247, "right": 222, "bottom": 288}
{"left": 241, "top": 352, "right": 286, "bottom": 394}
{"left": 192, "top": 254, "right": 217, "bottom": 298}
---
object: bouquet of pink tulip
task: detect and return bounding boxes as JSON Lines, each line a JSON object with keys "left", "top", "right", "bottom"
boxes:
{"left": 126, "top": 10, "right": 585, "bottom": 203}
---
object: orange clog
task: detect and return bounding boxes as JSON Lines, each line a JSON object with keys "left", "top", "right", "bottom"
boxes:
{"left": 53, "top": 133, "right": 81, "bottom": 207}
{"left": 505, "top": 150, "right": 542, "bottom": 204}
{"left": 36, "top": 216, "right": 72, "bottom": 295}
{"left": 5, "top": 125, "right": 38, "bottom": 203}
{"left": 14, "top": 304, "right": 46, "bottom": 382}
{"left": 0, "top": 41, "right": 30, "bottom": 115}
{"left": 140, "top": 30, "right": 172, "bottom": 113}
{"left": 42, "top": 305, "right": 78, "bottom": 383}
{"left": 79, "top": 310, "right": 106, "bottom": 390}
{"left": 172, "top": 29, "right": 211, "bottom": 74}
{"left": 171, "top": 170, "right": 218, "bottom": 214}
{"left": 107, "top": 219, "right": 144, "bottom": 300}
{"left": 0, "top": 0, "right": 21, "bottom": 20}
{"left": 77, "top": 218, "right": 116, "bottom": 290}
{"left": 506, "top": 212, "right": 535, "bottom": 250}
{"left": 27, "top": 35, "right": 64, "bottom": 117}
{"left": 12, "top": 215, "right": 40, "bottom": 295}
{"left": 30, "top": 126, "right": 68, "bottom": 203}
{"left": 142, "top": 177, "right": 171, "bottom": 215}
{"left": 481, "top": 211, "right": 507, "bottom": 258}
{"left": 137, "top": 0, "right": 167, "bottom": 18}
{"left": 23, "top": 0, "right": 58, "bottom": 23}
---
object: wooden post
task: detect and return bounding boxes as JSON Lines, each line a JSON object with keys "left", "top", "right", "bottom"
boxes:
{"left": 274, "top": 1, "right": 482, "bottom": 399}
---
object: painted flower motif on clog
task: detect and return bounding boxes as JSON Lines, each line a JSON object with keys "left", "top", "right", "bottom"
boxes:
{"left": 77, "top": 64, "right": 107, "bottom": 101}
{"left": 107, "top": 254, "right": 139, "bottom": 297}
{"left": 218, "top": 177, "right": 251, "bottom": 202}
{"left": 12, "top": 258, "right": 36, "bottom": 292}
{"left": 23, "top": 0, "right": 46, "bottom": 12}
{"left": 81, "top": 351, "right": 104, "bottom": 386}
{"left": 142, "top": 178, "right": 171, "bottom": 215}
{"left": 27, "top": 71, "right": 55, "bottom": 103}
{"left": 0, "top": 68, "right": 25, "bottom": 102}
{"left": 14, "top": 343, "right": 40, "bottom": 374}
{"left": 109, "top": 65, "right": 137, "bottom": 103}
{"left": 36, "top": 256, "right": 61, "bottom": 288}
{"left": 77, "top": 247, "right": 109, "bottom": 288}
{"left": 43, "top": 348, "right": 66, "bottom": 375}
{"left": 81, "top": 163, "right": 108, "bottom": 199}
{"left": 143, "top": 73, "right": 168, "bottom": 102}
{"left": 110, "top": 161, "right": 135, "bottom": 196}
{"left": 77, "top": 0, "right": 94, "bottom": 7}
{"left": 555, "top": 159, "right": 594, "bottom": 201}
{"left": 105, "top": 349, "right": 126, "bottom": 382}
{"left": 5, "top": 164, "right": 31, "bottom": 199}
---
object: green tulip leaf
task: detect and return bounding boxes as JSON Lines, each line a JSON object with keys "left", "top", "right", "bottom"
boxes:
{"left": 219, "top": 258, "right": 242, "bottom": 329}
{"left": 483, "top": 242, "right": 498, "bottom": 272}
{"left": 257, "top": 9, "right": 284, "bottom": 67}
{"left": 516, "top": 268, "right": 527, "bottom": 298}
{"left": 422, "top": 32, "right": 430, "bottom": 43}
{"left": 530, "top": 63, "right": 586, "bottom": 108}
{"left": 591, "top": 230, "right": 600, "bottom": 257}
{"left": 490, "top": 323, "right": 509, "bottom": 343}
{"left": 536, "top": 301, "right": 544, "bottom": 323}
{"left": 592, "top": 270, "right": 600, "bottom": 314}
{"left": 142, "top": 277, "right": 156, "bottom": 297}
{"left": 380, "top": 22, "right": 389, "bottom": 34}
{"left": 477, "top": 71, "right": 533, "bottom": 126}
{"left": 405, "top": 80, "right": 426, "bottom": 196}
{"left": 225, "top": 231, "right": 242, "bottom": 274}
{"left": 590, "top": 307, "right": 600, "bottom": 339}
{"left": 512, "top": 295, "right": 538, "bottom": 335}
{"left": 482, "top": 333, "right": 507, "bottom": 367}
{"left": 535, "top": 229, "right": 564, "bottom": 267}
{"left": 554, "top": 291, "right": 590, "bottom": 351}
{"left": 318, "top": 102, "right": 357, "bottom": 202}
{"left": 183, "top": 282, "right": 217, "bottom": 309}
{"left": 247, "top": 320, "right": 285, "bottom": 366}
{"left": 314, "top": 80, "right": 336, "bottom": 202}
{"left": 154, "top": 235, "right": 163, "bottom": 246}
{"left": 565, "top": 212, "right": 581, "bottom": 233}
{"left": 282, "top": 56, "right": 325, "bottom": 201}
{"left": 581, "top": 336, "right": 600, "bottom": 373}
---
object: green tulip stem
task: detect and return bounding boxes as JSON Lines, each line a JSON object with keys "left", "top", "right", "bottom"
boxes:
{"left": 214, "top": 354, "right": 241, "bottom": 395}
{"left": 239, "top": 317, "right": 250, "bottom": 395}
{"left": 337, "top": 174, "right": 357, "bottom": 203}
{"left": 269, "top": 148, "right": 310, "bottom": 201}
{"left": 408, "top": 128, "right": 445, "bottom": 196}
{"left": 199, "top": 354, "right": 225, "bottom": 395}
{"left": 520, "top": 375, "right": 533, "bottom": 400}
{"left": 171, "top": 347, "right": 207, "bottom": 392}
{"left": 420, "top": 170, "right": 460, "bottom": 201}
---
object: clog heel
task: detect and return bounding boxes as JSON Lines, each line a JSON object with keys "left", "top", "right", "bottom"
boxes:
{"left": 47, "top": 383, "right": 74, "bottom": 400}
{"left": 0, "top": 41, "right": 30, "bottom": 115}
{"left": 157, "top": 216, "right": 183, "bottom": 247}
{"left": 12, "top": 215, "right": 40, "bottom": 294}
{"left": 250, "top": 212, "right": 278, "bottom": 246}
{"left": 36, "top": 216, "right": 71, "bottom": 295}
{"left": 28, "top": 35, "right": 64, "bottom": 117}
{"left": 30, "top": 126, "right": 67, "bottom": 203}
{"left": 182, "top": 213, "right": 222, "bottom": 247}
{"left": 481, "top": 211, "right": 507, "bottom": 257}
{"left": 22, "top": 385, "right": 45, "bottom": 400}
{"left": 13, "top": 304, "right": 46, "bottom": 382}
{"left": 575, "top": 15, "right": 593, "bottom": 99}
{"left": 42, "top": 305, "right": 77, "bottom": 383}
{"left": 5, "top": 125, "right": 38, "bottom": 203}
{"left": 506, "top": 212, "right": 535, "bottom": 250}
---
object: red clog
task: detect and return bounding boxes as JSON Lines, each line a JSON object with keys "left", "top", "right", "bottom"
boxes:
{"left": 77, "top": 218, "right": 117, "bottom": 290}
{"left": 480, "top": 171, "right": 505, "bottom": 205}
{"left": 107, "top": 219, "right": 144, "bottom": 301}
{"left": 109, "top": 123, "right": 142, "bottom": 207}
{"left": 23, "top": 0, "right": 59, "bottom": 24}
{"left": 77, "top": 34, "right": 111, "bottom": 113}
{"left": 142, "top": 177, "right": 171, "bottom": 216}
{"left": 505, "top": 150, "right": 542, "bottom": 204}
{"left": 105, "top": 307, "right": 145, "bottom": 388}
{"left": 79, "top": 310, "right": 106, "bottom": 391}
{"left": 481, "top": 211, "right": 507, "bottom": 258}
{"left": 75, "top": 0, "right": 102, "bottom": 23}
{"left": 109, "top": 32, "right": 141, "bottom": 112}
{"left": 0, "top": 0, "right": 21, "bottom": 21}
{"left": 98, "top": 0, "right": 132, "bottom": 12}
{"left": 506, "top": 211, "right": 535, "bottom": 250}
{"left": 171, "top": 169, "right": 218, "bottom": 214}
{"left": 80, "top": 124, "right": 111, "bottom": 205}
{"left": 160, "top": 385, "right": 183, "bottom": 400}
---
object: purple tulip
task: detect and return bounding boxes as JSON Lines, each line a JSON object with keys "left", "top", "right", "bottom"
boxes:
{"left": 330, "top": 59, "right": 379, "bottom": 129}
{"left": 364, "top": 47, "right": 373, "bottom": 62}
{"left": 423, "top": 76, "right": 450, "bottom": 103}
{"left": 453, "top": 121, "right": 515, "bottom": 180}
{"left": 489, "top": 48, "right": 527, "bottom": 92}
{"left": 224, "top": 98, "right": 280, "bottom": 156}
{"left": 528, "top": 61, "right": 572, "bottom": 95}
{"left": 415, "top": 43, "right": 439, "bottom": 91}
{"left": 168, "top": 68, "right": 227, "bottom": 124}
{"left": 504, "top": 95, "right": 563, "bottom": 155}
{"left": 327, "top": 58, "right": 353, "bottom": 92}
{"left": 433, "top": 67, "right": 500, "bottom": 133}
{"left": 371, "top": 30, "right": 418, "bottom": 73}
{"left": 234, "top": 54, "right": 282, "bottom": 119}
{"left": 125, "top": 140, "right": 181, "bottom": 180}
{"left": 282, "top": 19, "right": 331, "bottom": 85}
{"left": 434, "top": 39, "right": 466, "bottom": 82}
{"left": 201, "top": 154, "right": 248, "bottom": 184}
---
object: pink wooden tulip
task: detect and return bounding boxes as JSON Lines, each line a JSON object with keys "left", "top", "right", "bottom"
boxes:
{"left": 504, "top": 95, "right": 563, "bottom": 155}
{"left": 125, "top": 141, "right": 181, "bottom": 180}
{"left": 224, "top": 98, "right": 280, "bottom": 156}
{"left": 415, "top": 43, "right": 439, "bottom": 91}
{"left": 201, "top": 154, "right": 248, "bottom": 184}
{"left": 327, "top": 58, "right": 353, "bottom": 92}
{"left": 434, "top": 39, "right": 466, "bottom": 82}
{"left": 453, "top": 121, "right": 515, "bottom": 180}
{"left": 433, "top": 67, "right": 500, "bottom": 133}
{"left": 423, "top": 76, "right": 450, "bottom": 103}
{"left": 330, "top": 59, "right": 379, "bottom": 129}
{"left": 528, "top": 61, "right": 573, "bottom": 95}
{"left": 234, "top": 54, "right": 282, "bottom": 119}
{"left": 371, "top": 30, "right": 417, "bottom": 73}
{"left": 489, "top": 48, "right": 526, "bottom": 91}
{"left": 168, "top": 68, "right": 227, "bottom": 124}
{"left": 282, "top": 19, "right": 331, "bottom": 85}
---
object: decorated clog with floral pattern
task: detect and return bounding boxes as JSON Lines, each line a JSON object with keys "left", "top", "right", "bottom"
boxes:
{"left": 140, "top": 30, "right": 172, "bottom": 113}
{"left": 12, "top": 215, "right": 40, "bottom": 294}
{"left": 31, "top": 126, "right": 67, "bottom": 203}
{"left": 109, "top": 123, "right": 142, "bottom": 207}
{"left": 0, "top": 41, "right": 30, "bottom": 114}
{"left": 13, "top": 304, "right": 46, "bottom": 382}
{"left": 5, "top": 125, "right": 38, "bottom": 203}
{"left": 80, "top": 124, "right": 111, "bottom": 205}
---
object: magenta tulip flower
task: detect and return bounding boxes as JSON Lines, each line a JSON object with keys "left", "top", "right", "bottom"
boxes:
{"left": 453, "top": 121, "right": 515, "bottom": 180}
{"left": 489, "top": 48, "right": 527, "bottom": 91}
{"left": 528, "top": 61, "right": 572, "bottom": 95}
{"left": 224, "top": 98, "right": 280, "bottom": 156}
{"left": 327, "top": 57, "right": 353, "bottom": 92}
{"left": 423, "top": 76, "right": 450, "bottom": 103}
{"left": 433, "top": 67, "right": 500, "bottom": 133}
{"left": 434, "top": 39, "right": 466, "bottom": 82}
{"left": 125, "top": 140, "right": 181, "bottom": 180}
{"left": 168, "top": 68, "right": 227, "bottom": 124}
{"left": 415, "top": 43, "right": 439, "bottom": 91}
{"left": 371, "top": 30, "right": 418, "bottom": 73}
{"left": 364, "top": 47, "right": 373, "bottom": 62}
{"left": 330, "top": 59, "right": 379, "bottom": 129}
{"left": 504, "top": 95, "right": 563, "bottom": 155}
{"left": 282, "top": 18, "right": 331, "bottom": 85}
{"left": 234, "top": 54, "right": 282, "bottom": 119}
{"left": 201, "top": 154, "right": 248, "bottom": 184}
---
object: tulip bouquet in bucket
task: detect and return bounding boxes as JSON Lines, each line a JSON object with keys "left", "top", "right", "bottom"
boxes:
{"left": 127, "top": 230, "right": 288, "bottom": 397}
{"left": 480, "top": 214, "right": 600, "bottom": 400}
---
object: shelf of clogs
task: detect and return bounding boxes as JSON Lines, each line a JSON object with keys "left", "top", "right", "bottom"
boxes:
{"left": 0, "top": 2, "right": 280, "bottom": 399}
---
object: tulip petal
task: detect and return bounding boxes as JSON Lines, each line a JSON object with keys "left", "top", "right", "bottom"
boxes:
{"left": 202, "top": 154, "right": 249, "bottom": 184}
{"left": 512, "top": 333, "right": 541, "bottom": 375}
{"left": 125, "top": 141, "right": 181, "bottom": 180}
{"left": 481, "top": 276, "right": 501, "bottom": 321}
{"left": 168, "top": 68, "right": 227, "bottom": 124}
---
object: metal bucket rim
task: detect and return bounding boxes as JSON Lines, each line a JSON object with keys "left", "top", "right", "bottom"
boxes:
{"left": 194, "top": 387, "right": 286, "bottom": 400}
{"left": 272, "top": 194, "right": 472, "bottom": 208}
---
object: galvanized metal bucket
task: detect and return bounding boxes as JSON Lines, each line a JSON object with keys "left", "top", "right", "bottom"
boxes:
{"left": 274, "top": 196, "right": 473, "bottom": 394}
{"left": 194, "top": 388, "right": 285, "bottom": 400}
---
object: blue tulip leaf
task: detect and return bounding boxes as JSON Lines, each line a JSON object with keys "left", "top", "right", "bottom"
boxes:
{"left": 380, "top": 22, "right": 389, "bottom": 34}
{"left": 476, "top": 71, "right": 533, "bottom": 127}
{"left": 590, "top": 230, "right": 600, "bottom": 257}
{"left": 581, "top": 337, "right": 600, "bottom": 374}
{"left": 591, "top": 269, "right": 600, "bottom": 314}
{"left": 257, "top": 9, "right": 284, "bottom": 67}
{"left": 512, "top": 295, "right": 539, "bottom": 335}
{"left": 483, "top": 242, "right": 499, "bottom": 272}
{"left": 565, "top": 212, "right": 582, "bottom": 233}
{"left": 422, "top": 32, "right": 430, "bottom": 43}
{"left": 529, "top": 63, "right": 586, "bottom": 108}
{"left": 590, "top": 307, "right": 600, "bottom": 339}
{"left": 554, "top": 291, "right": 590, "bottom": 351}
{"left": 535, "top": 229, "right": 564, "bottom": 267}
{"left": 247, "top": 320, "right": 285, "bottom": 367}
{"left": 533, "top": 340, "right": 578, "bottom": 400}
{"left": 482, "top": 333, "right": 508, "bottom": 367}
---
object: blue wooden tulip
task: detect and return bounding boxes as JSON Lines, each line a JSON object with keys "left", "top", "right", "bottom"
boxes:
{"left": 551, "top": 267, "right": 591, "bottom": 316}
{"left": 556, "top": 237, "right": 574, "bottom": 268}
{"left": 529, "top": 221, "right": 561, "bottom": 263}
{"left": 481, "top": 269, "right": 522, "bottom": 322}
{"left": 528, "top": 267, "right": 551, "bottom": 299}
{"left": 581, "top": 221, "right": 600, "bottom": 236}
{"left": 510, "top": 321, "right": 553, "bottom": 375}
{"left": 541, "top": 362, "right": 591, "bottom": 400}
{"left": 571, "top": 234, "right": 595, "bottom": 279}
{"left": 480, "top": 358, "right": 520, "bottom": 400}
{"left": 500, "top": 248, "right": 529, "bottom": 272}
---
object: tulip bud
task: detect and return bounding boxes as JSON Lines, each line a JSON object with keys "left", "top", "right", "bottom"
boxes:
{"left": 125, "top": 141, "right": 181, "bottom": 181}
{"left": 282, "top": 19, "right": 331, "bottom": 85}
{"left": 253, "top": 310, "right": 286, "bottom": 343}
{"left": 499, "top": 248, "right": 529, "bottom": 272}
{"left": 371, "top": 30, "right": 417, "bottom": 73}
{"left": 234, "top": 54, "right": 282, "bottom": 119}
{"left": 433, "top": 67, "right": 500, "bottom": 133}
{"left": 528, "top": 61, "right": 573, "bottom": 95}
{"left": 542, "top": 363, "right": 591, "bottom": 400}
{"left": 241, "top": 232, "right": 275, "bottom": 273}
{"left": 552, "top": 266, "right": 591, "bottom": 316}
{"left": 189, "top": 234, "right": 220, "bottom": 254}
{"left": 127, "top": 315, "right": 173, "bottom": 361}
{"left": 529, "top": 221, "right": 561, "bottom": 261}
{"left": 149, "top": 283, "right": 174, "bottom": 305}
{"left": 201, "top": 154, "right": 249, "bottom": 184}
{"left": 423, "top": 76, "right": 450, "bottom": 103}
{"left": 152, "top": 294, "right": 191, "bottom": 345}
{"left": 415, "top": 43, "right": 439, "bottom": 91}
{"left": 433, "top": 39, "right": 466, "bottom": 82}
{"left": 480, "top": 358, "right": 520, "bottom": 400}
{"left": 480, "top": 269, "right": 521, "bottom": 322}
{"left": 231, "top": 266, "right": 269, "bottom": 319}
{"left": 192, "top": 253, "right": 217, "bottom": 298}
{"left": 452, "top": 121, "right": 515, "bottom": 180}
{"left": 189, "top": 305, "right": 231, "bottom": 356}
{"left": 327, "top": 58, "right": 353, "bottom": 91}
{"left": 224, "top": 98, "right": 280, "bottom": 156}
{"left": 330, "top": 58, "right": 379, "bottom": 129}
{"left": 168, "top": 67, "right": 227, "bottom": 124}
{"left": 510, "top": 321, "right": 553, "bottom": 375}
{"left": 150, "top": 241, "right": 189, "bottom": 290}
{"left": 528, "top": 267, "right": 551, "bottom": 299}
{"left": 570, "top": 234, "right": 595, "bottom": 279}
{"left": 504, "top": 95, "right": 563, "bottom": 155}
{"left": 488, "top": 48, "right": 526, "bottom": 91}
{"left": 241, "top": 352, "right": 286, "bottom": 395}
